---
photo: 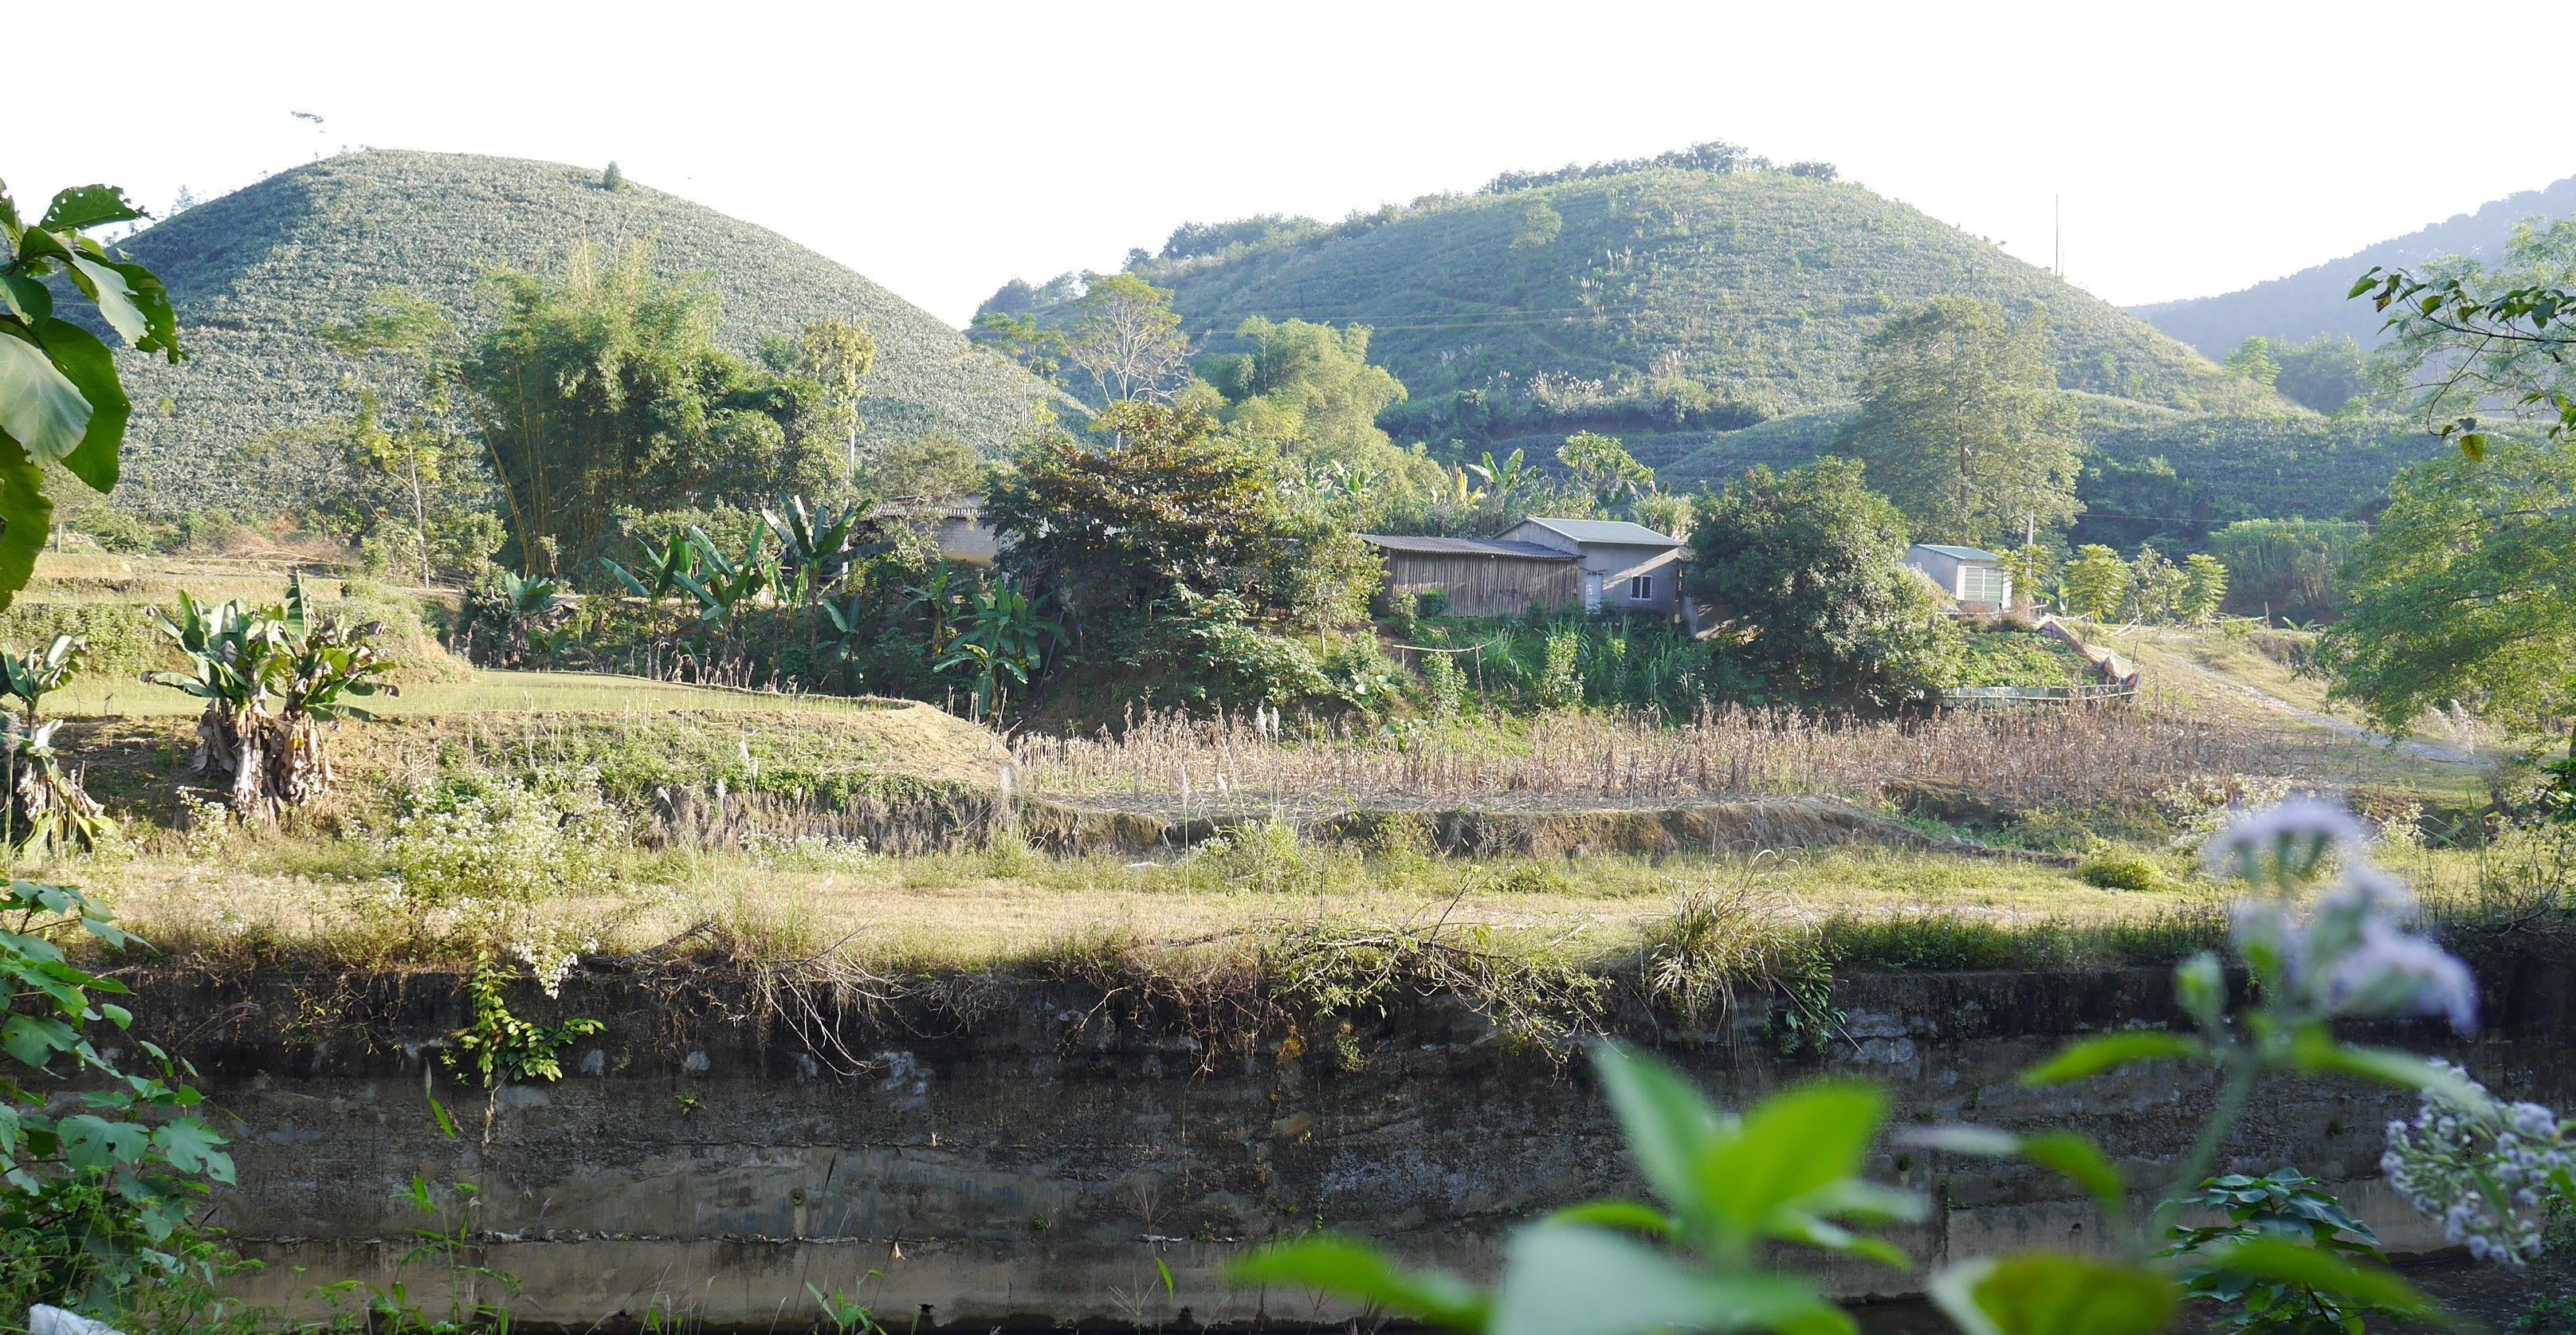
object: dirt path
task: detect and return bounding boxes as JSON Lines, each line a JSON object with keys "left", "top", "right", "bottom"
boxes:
{"left": 2147, "top": 650, "right": 2477, "bottom": 767}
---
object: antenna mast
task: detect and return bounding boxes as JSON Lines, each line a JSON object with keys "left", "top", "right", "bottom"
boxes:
{"left": 2053, "top": 194, "right": 2063, "bottom": 278}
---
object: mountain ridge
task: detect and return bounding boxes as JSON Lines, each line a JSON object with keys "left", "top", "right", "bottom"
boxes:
{"left": 2134, "top": 172, "right": 2576, "bottom": 356}
{"left": 104, "top": 149, "right": 1055, "bottom": 515}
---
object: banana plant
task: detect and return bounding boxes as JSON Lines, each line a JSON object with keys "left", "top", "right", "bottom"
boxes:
{"left": 900, "top": 561, "right": 969, "bottom": 657}
{"left": 0, "top": 179, "right": 181, "bottom": 610}
{"left": 145, "top": 575, "right": 399, "bottom": 818}
{"left": 761, "top": 496, "right": 874, "bottom": 599}
{"left": 0, "top": 634, "right": 108, "bottom": 853}
{"left": 599, "top": 531, "right": 703, "bottom": 602}
{"left": 935, "top": 583, "right": 1063, "bottom": 721}
{"left": 674, "top": 524, "right": 779, "bottom": 624}
{"left": 1465, "top": 448, "right": 1533, "bottom": 509}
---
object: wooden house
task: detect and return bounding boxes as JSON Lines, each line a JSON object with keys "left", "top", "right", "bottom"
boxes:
{"left": 1361, "top": 518, "right": 1688, "bottom": 618}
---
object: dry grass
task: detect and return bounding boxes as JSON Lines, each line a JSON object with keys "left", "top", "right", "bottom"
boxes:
{"left": 87, "top": 836, "right": 2232, "bottom": 976}
{"left": 1014, "top": 702, "right": 2290, "bottom": 816}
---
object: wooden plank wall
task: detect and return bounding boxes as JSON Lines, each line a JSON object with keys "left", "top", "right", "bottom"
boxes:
{"left": 1382, "top": 553, "right": 1579, "bottom": 617}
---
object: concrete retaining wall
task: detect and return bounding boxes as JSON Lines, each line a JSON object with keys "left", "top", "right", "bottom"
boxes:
{"left": 133, "top": 950, "right": 2573, "bottom": 1330}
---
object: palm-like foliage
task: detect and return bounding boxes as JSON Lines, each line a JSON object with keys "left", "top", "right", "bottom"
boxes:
{"left": 143, "top": 575, "right": 398, "bottom": 817}
{"left": 0, "top": 636, "right": 109, "bottom": 854}
{"left": 935, "top": 584, "right": 1063, "bottom": 721}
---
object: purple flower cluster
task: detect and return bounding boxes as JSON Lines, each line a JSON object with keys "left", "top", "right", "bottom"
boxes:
{"left": 2382, "top": 1061, "right": 2576, "bottom": 1266}
{"left": 2208, "top": 799, "right": 2479, "bottom": 1032}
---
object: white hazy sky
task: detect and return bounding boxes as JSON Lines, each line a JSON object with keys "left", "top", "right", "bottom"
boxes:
{"left": 19, "top": 1, "right": 2576, "bottom": 328}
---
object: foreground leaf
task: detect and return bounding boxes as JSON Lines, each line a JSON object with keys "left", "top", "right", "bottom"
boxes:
{"left": 2201, "top": 1237, "right": 2450, "bottom": 1325}
{"left": 2019, "top": 1032, "right": 2201, "bottom": 1087}
{"left": 0, "top": 332, "right": 91, "bottom": 462}
{"left": 1230, "top": 1235, "right": 1489, "bottom": 1330}
{"left": 1930, "top": 1254, "right": 2177, "bottom": 1335}
{"left": 1490, "top": 1224, "right": 1852, "bottom": 1335}
{"left": 1591, "top": 1042, "right": 1726, "bottom": 1219}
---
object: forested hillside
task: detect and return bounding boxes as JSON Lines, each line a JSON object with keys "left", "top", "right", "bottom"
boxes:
{"left": 988, "top": 162, "right": 2285, "bottom": 456}
{"left": 104, "top": 151, "right": 1056, "bottom": 516}
{"left": 2134, "top": 173, "right": 2576, "bottom": 355}
{"left": 1659, "top": 401, "right": 2447, "bottom": 554}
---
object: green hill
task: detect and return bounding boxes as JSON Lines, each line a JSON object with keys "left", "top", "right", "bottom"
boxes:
{"left": 104, "top": 150, "right": 1055, "bottom": 516}
{"left": 1017, "top": 165, "right": 2285, "bottom": 451}
{"left": 2134, "top": 173, "right": 2576, "bottom": 356}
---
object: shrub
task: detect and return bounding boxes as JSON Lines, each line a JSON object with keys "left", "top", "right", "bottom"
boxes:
{"left": 2077, "top": 841, "right": 2170, "bottom": 891}
{"left": 1414, "top": 589, "right": 1451, "bottom": 618}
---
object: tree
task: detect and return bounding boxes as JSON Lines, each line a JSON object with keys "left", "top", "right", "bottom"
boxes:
{"left": 2272, "top": 334, "right": 2370, "bottom": 414}
{"left": 2061, "top": 545, "right": 2129, "bottom": 622}
{"left": 0, "top": 180, "right": 181, "bottom": 609}
{"left": 2001, "top": 543, "right": 2055, "bottom": 613}
{"left": 860, "top": 430, "right": 983, "bottom": 505}
{"left": 318, "top": 290, "right": 498, "bottom": 583}
{"left": 1063, "top": 273, "right": 1192, "bottom": 406}
{"left": 2317, "top": 439, "right": 2576, "bottom": 742}
{"left": 1557, "top": 432, "right": 1655, "bottom": 512}
{"left": 1198, "top": 317, "right": 1407, "bottom": 469}
{"left": 2207, "top": 519, "right": 2362, "bottom": 625}
{"left": 988, "top": 400, "right": 1284, "bottom": 611}
{"left": 1690, "top": 457, "right": 1950, "bottom": 709}
{"left": 2223, "top": 337, "right": 2282, "bottom": 387}
{"left": 795, "top": 317, "right": 876, "bottom": 489}
{"left": 459, "top": 241, "right": 822, "bottom": 568}
{"left": 1840, "top": 296, "right": 2082, "bottom": 548}
{"left": 2124, "top": 545, "right": 2186, "bottom": 624}
{"left": 2180, "top": 553, "right": 2228, "bottom": 624}
{"left": 2354, "top": 217, "right": 2576, "bottom": 457}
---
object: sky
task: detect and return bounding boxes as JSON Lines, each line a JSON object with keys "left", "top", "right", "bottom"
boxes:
{"left": 19, "top": 0, "right": 2576, "bottom": 328}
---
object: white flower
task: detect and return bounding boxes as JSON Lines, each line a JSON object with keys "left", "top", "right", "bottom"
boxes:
{"left": 2383, "top": 1061, "right": 2576, "bottom": 1267}
{"left": 2327, "top": 918, "right": 2478, "bottom": 1032}
{"left": 2202, "top": 797, "right": 2370, "bottom": 887}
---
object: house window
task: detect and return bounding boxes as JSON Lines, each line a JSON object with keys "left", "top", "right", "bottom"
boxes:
{"left": 1628, "top": 574, "right": 1654, "bottom": 601}
{"left": 1961, "top": 564, "right": 2009, "bottom": 603}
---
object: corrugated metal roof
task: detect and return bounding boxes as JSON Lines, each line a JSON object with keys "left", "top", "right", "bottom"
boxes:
{"left": 1516, "top": 517, "right": 1686, "bottom": 548}
{"left": 1912, "top": 543, "right": 2004, "bottom": 562}
{"left": 1359, "top": 534, "right": 1577, "bottom": 560}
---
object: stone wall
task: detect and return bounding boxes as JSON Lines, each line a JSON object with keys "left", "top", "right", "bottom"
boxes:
{"left": 131, "top": 949, "right": 2574, "bottom": 1330}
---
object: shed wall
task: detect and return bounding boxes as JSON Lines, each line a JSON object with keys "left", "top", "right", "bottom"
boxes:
{"left": 1382, "top": 552, "right": 1578, "bottom": 617}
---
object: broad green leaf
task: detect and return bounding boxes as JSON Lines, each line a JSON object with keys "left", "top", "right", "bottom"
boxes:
{"left": 4, "top": 1012, "right": 80, "bottom": 1068}
{"left": 2018, "top": 1032, "right": 2201, "bottom": 1087}
{"left": 1229, "top": 1235, "right": 1489, "bottom": 1330}
{"left": 33, "top": 320, "right": 127, "bottom": 490}
{"left": 1773, "top": 1211, "right": 1911, "bottom": 1269}
{"left": 1790, "top": 1178, "right": 1930, "bottom": 1225}
{"left": 0, "top": 330, "right": 92, "bottom": 461}
{"left": 1543, "top": 1200, "right": 1680, "bottom": 1238}
{"left": 151, "top": 1117, "right": 234, "bottom": 1181}
{"left": 1695, "top": 1079, "right": 1886, "bottom": 1239}
{"left": 2203, "top": 1238, "right": 2448, "bottom": 1324}
{"left": 1929, "top": 1255, "right": 2177, "bottom": 1335}
{"left": 1589, "top": 1042, "right": 1726, "bottom": 1219}
{"left": 0, "top": 274, "right": 50, "bottom": 326}
{"left": 2291, "top": 1034, "right": 2491, "bottom": 1110}
{"left": 57, "top": 1112, "right": 148, "bottom": 1170}
{"left": 1903, "top": 1126, "right": 2122, "bottom": 1211}
{"left": 1490, "top": 1224, "right": 1852, "bottom": 1335}
{"left": 68, "top": 256, "right": 147, "bottom": 347}
{"left": 0, "top": 434, "right": 58, "bottom": 613}
{"left": 2017, "top": 1133, "right": 2126, "bottom": 1212}
{"left": 99, "top": 258, "right": 179, "bottom": 356}
{"left": 38, "top": 185, "right": 146, "bottom": 234}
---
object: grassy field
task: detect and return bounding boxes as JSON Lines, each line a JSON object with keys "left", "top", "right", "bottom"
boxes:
{"left": 6, "top": 552, "right": 2522, "bottom": 990}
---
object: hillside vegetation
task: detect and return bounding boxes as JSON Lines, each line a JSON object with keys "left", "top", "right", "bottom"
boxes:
{"left": 1005, "top": 166, "right": 2287, "bottom": 453}
{"left": 103, "top": 151, "right": 1056, "bottom": 516}
{"left": 2134, "top": 172, "right": 2576, "bottom": 355}
{"left": 1662, "top": 405, "right": 2449, "bottom": 553}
